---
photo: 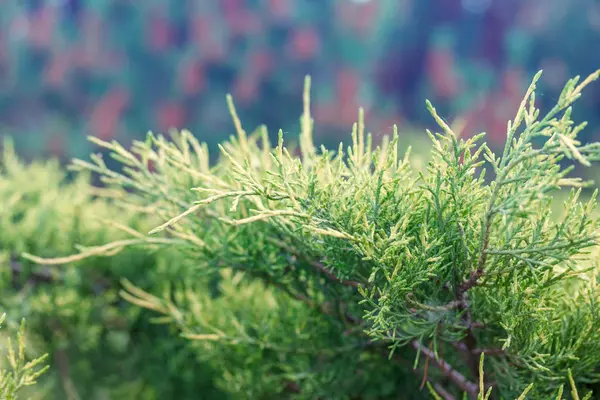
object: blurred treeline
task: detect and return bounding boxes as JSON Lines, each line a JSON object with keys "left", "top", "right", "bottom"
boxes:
{"left": 0, "top": 0, "right": 599, "bottom": 160}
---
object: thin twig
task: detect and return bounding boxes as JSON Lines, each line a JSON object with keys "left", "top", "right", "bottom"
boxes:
{"left": 420, "top": 341, "right": 434, "bottom": 390}
{"left": 411, "top": 341, "right": 479, "bottom": 398}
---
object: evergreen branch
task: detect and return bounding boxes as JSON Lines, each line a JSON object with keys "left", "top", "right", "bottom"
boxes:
{"left": 469, "top": 70, "right": 600, "bottom": 296}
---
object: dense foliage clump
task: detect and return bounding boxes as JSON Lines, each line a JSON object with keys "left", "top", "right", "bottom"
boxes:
{"left": 3, "top": 69, "right": 600, "bottom": 399}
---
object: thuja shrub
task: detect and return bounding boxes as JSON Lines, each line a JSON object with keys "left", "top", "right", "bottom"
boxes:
{"left": 24, "top": 70, "right": 600, "bottom": 399}
{"left": 0, "top": 142, "right": 225, "bottom": 399}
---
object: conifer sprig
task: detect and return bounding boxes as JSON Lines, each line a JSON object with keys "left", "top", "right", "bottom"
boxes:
{"left": 0, "top": 314, "right": 49, "bottom": 400}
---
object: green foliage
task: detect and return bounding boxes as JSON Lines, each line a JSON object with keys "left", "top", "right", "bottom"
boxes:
{"left": 25, "top": 69, "right": 600, "bottom": 399}
{"left": 0, "top": 314, "right": 48, "bottom": 400}
{"left": 120, "top": 268, "right": 415, "bottom": 399}
{"left": 0, "top": 141, "right": 224, "bottom": 399}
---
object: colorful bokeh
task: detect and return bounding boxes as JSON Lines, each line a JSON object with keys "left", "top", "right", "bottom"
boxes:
{"left": 0, "top": 0, "right": 599, "bottom": 160}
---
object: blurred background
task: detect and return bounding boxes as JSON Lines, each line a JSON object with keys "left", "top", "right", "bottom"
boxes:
{"left": 0, "top": 0, "right": 599, "bottom": 161}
